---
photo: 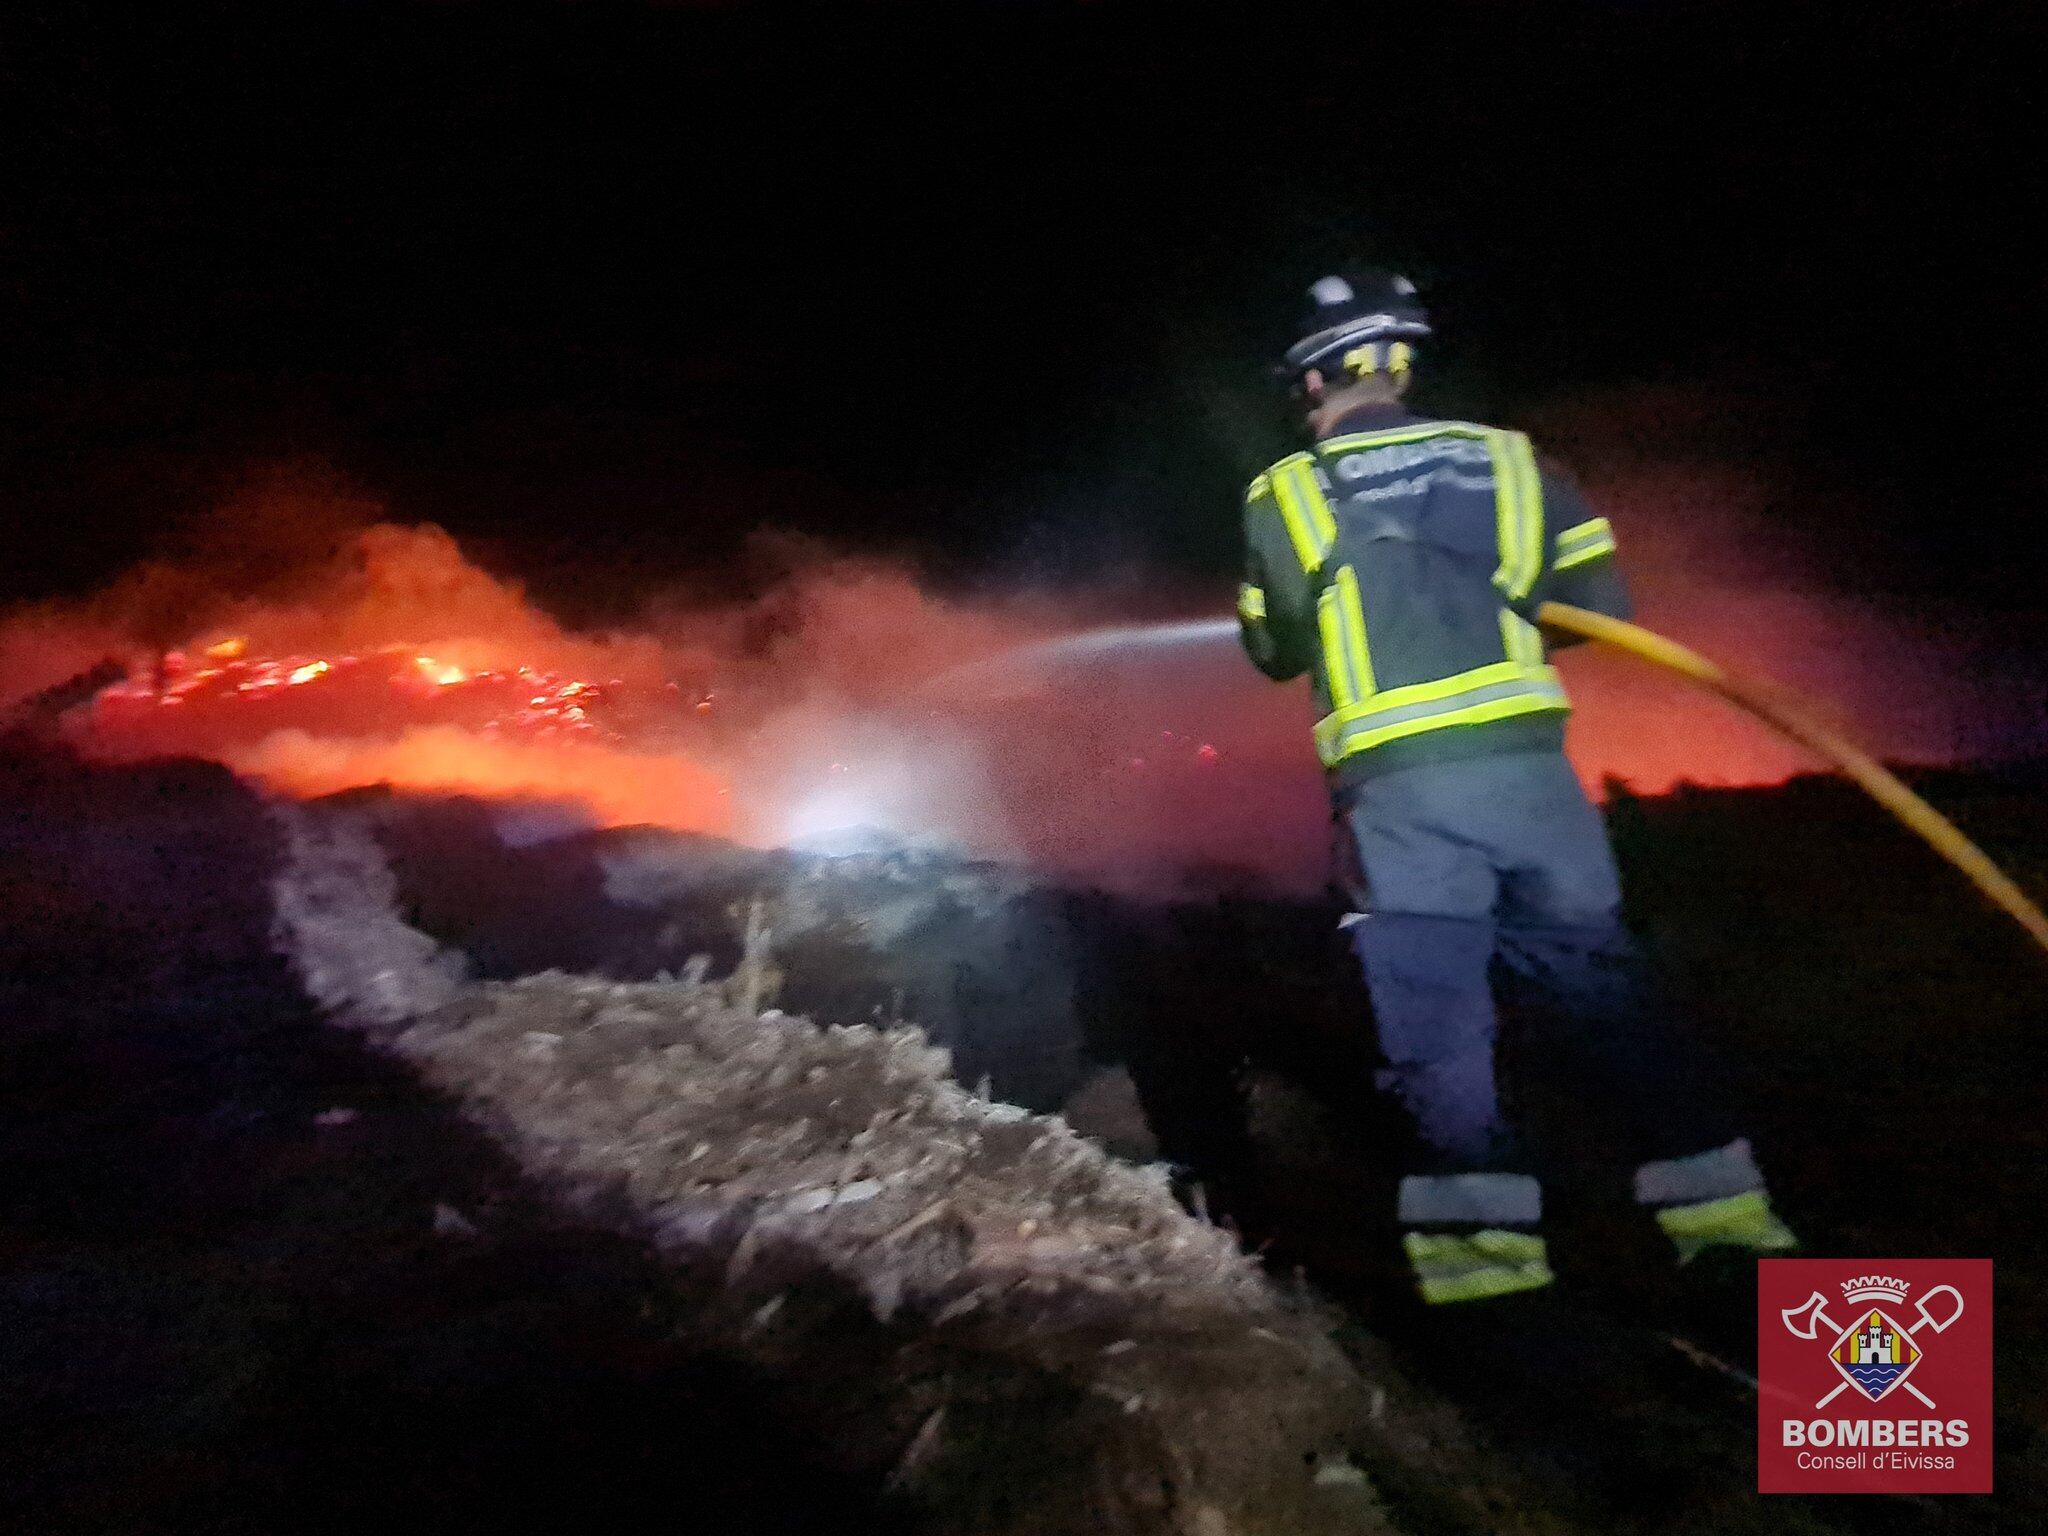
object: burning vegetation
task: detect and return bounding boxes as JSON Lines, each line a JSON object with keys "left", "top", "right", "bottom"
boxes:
{"left": 0, "top": 475, "right": 1292, "bottom": 883}
{"left": 5, "top": 439, "right": 2038, "bottom": 892}
{"left": 91, "top": 641, "right": 737, "bottom": 836}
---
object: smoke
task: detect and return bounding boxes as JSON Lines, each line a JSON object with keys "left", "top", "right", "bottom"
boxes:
{"left": 5, "top": 405, "right": 2036, "bottom": 894}
{"left": 0, "top": 473, "right": 1099, "bottom": 867}
{"left": 1530, "top": 388, "right": 2041, "bottom": 787}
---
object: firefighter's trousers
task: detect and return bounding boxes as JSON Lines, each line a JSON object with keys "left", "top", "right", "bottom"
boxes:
{"left": 1338, "top": 749, "right": 1795, "bottom": 1302}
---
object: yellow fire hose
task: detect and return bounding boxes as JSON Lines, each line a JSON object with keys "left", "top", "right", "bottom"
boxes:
{"left": 1535, "top": 601, "right": 2048, "bottom": 961}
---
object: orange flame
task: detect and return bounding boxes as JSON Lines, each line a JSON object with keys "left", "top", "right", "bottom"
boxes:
{"left": 2, "top": 434, "right": 2031, "bottom": 892}
{"left": 228, "top": 725, "right": 734, "bottom": 835}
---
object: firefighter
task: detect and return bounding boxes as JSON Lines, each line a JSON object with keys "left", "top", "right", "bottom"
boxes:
{"left": 1237, "top": 269, "right": 1798, "bottom": 1305}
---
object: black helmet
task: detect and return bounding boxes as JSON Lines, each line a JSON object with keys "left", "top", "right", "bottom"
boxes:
{"left": 1280, "top": 268, "right": 1432, "bottom": 388}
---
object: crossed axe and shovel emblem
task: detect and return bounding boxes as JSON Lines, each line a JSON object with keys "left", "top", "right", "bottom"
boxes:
{"left": 1781, "top": 1284, "right": 1966, "bottom": 1410}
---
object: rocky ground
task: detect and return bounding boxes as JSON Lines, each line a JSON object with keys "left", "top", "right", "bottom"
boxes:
{"left": 5, "top": 740, "right": 2046, "bottom": 1533}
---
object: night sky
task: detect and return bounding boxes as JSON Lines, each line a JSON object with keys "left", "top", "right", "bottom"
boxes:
{"left": 5, "top": 3, "right": 2041, "bottom": 628}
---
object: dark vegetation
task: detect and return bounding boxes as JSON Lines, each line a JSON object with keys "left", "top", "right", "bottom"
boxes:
{"left": 5, "top": 736, "right": 2046, "bottom": 1532}
{"left": 0, "top": 750, "right": 899, "bottom": 1535}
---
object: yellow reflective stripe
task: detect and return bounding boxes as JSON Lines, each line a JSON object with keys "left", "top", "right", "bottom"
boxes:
{"left": 1332, "top": 657, "right": 1534, "bottom": 716}
{"left": 1486, "top": 430, "right": 1542, "bottom": 602}
{"left": 1244, "top": 473, "right": 1271, "bottom": 502}
{"left": 1269, "top": 473, "right": 1320, "bottom": 572}
{"left": 1268, "top": 456, "right": 1328, "bottom": 573}
{"left": 1237, "top": 584, "right": 1266, "bottom": 622}
{"left": 1318, "top": 691, "right": 1566, "bottom": 765}
{"left": 1483, "top": 430, "right": 1541, "bottom": 602}
{"left": 1487, "top": 430, "right": 1520, "bottom": 599}
{"left": 1553, "top": 539, "right": 1615, "bottom": 572}
{"left": 1417, "top": 1261, "right": 1552, "bottom": 1306}
{"left": 1554, "top": 515, "right": 1616, "bottom": 571}
{"left": 1313, "top": 659, "right": 1566, "bottom": 759}
{"left": 1317, "top": 587, "right": 1354, "bottom": 707}
{"left": 1286, "top": 458, "right": 1339, "bottom": 552}
{"left": 1556, "top": 515, "right": 1612, "bottom": 551}
{"left": 1654, "top": 1189, "right": 1800, "bottom": 1265}
{"left": 1312, "top": 662, "right": 1564, "bottom": 759}
{"left": 1500, "top": 609, "right": 1543, "bottom": 668}
{"left": 1316, "top": 565, "right": 1375, "bottom": 709}
{"left": 1404, "top": 1230, "right": 1554, "bottom": 1306}
{"left": 1336, "top": 564, "right": 1376, "bottom": 696}
{"left": 1509, "top": 432, "right": 1543, "bottom": 598}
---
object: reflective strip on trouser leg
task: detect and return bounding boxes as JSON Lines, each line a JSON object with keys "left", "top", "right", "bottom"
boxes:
{"left": 1637, "top": 1137, "right": 1798, "bottom": 1261}
{"left": 1399, "top": 1172, "right": 1541, "bottom": 1227}
{"left": 1404, "top": 1229, "right": 1555, "bottom": 1305}
{"left": 1655, "top": 1190, "right": 1800, "bottom": 1264}
{"left": 1633, "top": 1137, "right": 1766, "bottom": 1208}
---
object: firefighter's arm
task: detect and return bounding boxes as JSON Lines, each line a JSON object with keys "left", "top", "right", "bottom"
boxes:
{"left": 1239, "top": 473, "right": 1315, "bottom": 680}
{"left": 1526, "top": 467, "right": 1631, "bottom": 648}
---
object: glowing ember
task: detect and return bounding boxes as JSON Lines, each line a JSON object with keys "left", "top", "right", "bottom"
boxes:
{"left": 91, "top": 646, "right": 634, "bottom": 743}
{"left": 414, "top": 655, "right": 469, "bottom": 686}
{"left": 79, "top": 627, "right": 735, "bottom": 838}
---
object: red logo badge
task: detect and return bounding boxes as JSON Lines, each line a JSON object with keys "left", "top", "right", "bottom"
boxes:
{"left": 1758, "top": 1259, "right": 1992, "bottom": 1493}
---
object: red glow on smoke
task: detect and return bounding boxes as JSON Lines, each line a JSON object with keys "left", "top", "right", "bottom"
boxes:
{"left": 2, "top": 418, "right": 2031, "bottom": 893}
{"left": 234, "top": 727, "right": 732, "bottom": 834}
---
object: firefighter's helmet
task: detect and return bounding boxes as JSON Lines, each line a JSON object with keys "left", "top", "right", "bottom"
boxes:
{"left": 1280, "top": 269, "right": 1431, "bottom": 390}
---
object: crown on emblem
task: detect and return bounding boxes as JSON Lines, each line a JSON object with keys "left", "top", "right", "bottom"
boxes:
{"left": 1841, "top": 1275, "right": 1911, "bottom": 1304}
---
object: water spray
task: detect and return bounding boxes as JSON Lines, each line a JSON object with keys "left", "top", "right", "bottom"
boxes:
{"left": 1016, "top": 618, "right": 1242, "bottom": 661}
{"left": 1536, "top": 601, "right": 2048, "bottom": 960}
{"left": 945, "top": 605, "right": 2048, "bottom": 957}
{"left": 922, "top": 618, "right": 1242, "bottom": 702}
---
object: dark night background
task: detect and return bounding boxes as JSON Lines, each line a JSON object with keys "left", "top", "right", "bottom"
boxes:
{"left": 3, "top": 2, "right": 2042, "bottom": 626}
{"left": 8, "top": 10, "right": 2048, "bottom": 1531}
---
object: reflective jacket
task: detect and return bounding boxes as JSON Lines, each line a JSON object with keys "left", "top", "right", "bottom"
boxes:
{"left": 1239, "top": 403, "right": 1630, "bottom": 789}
